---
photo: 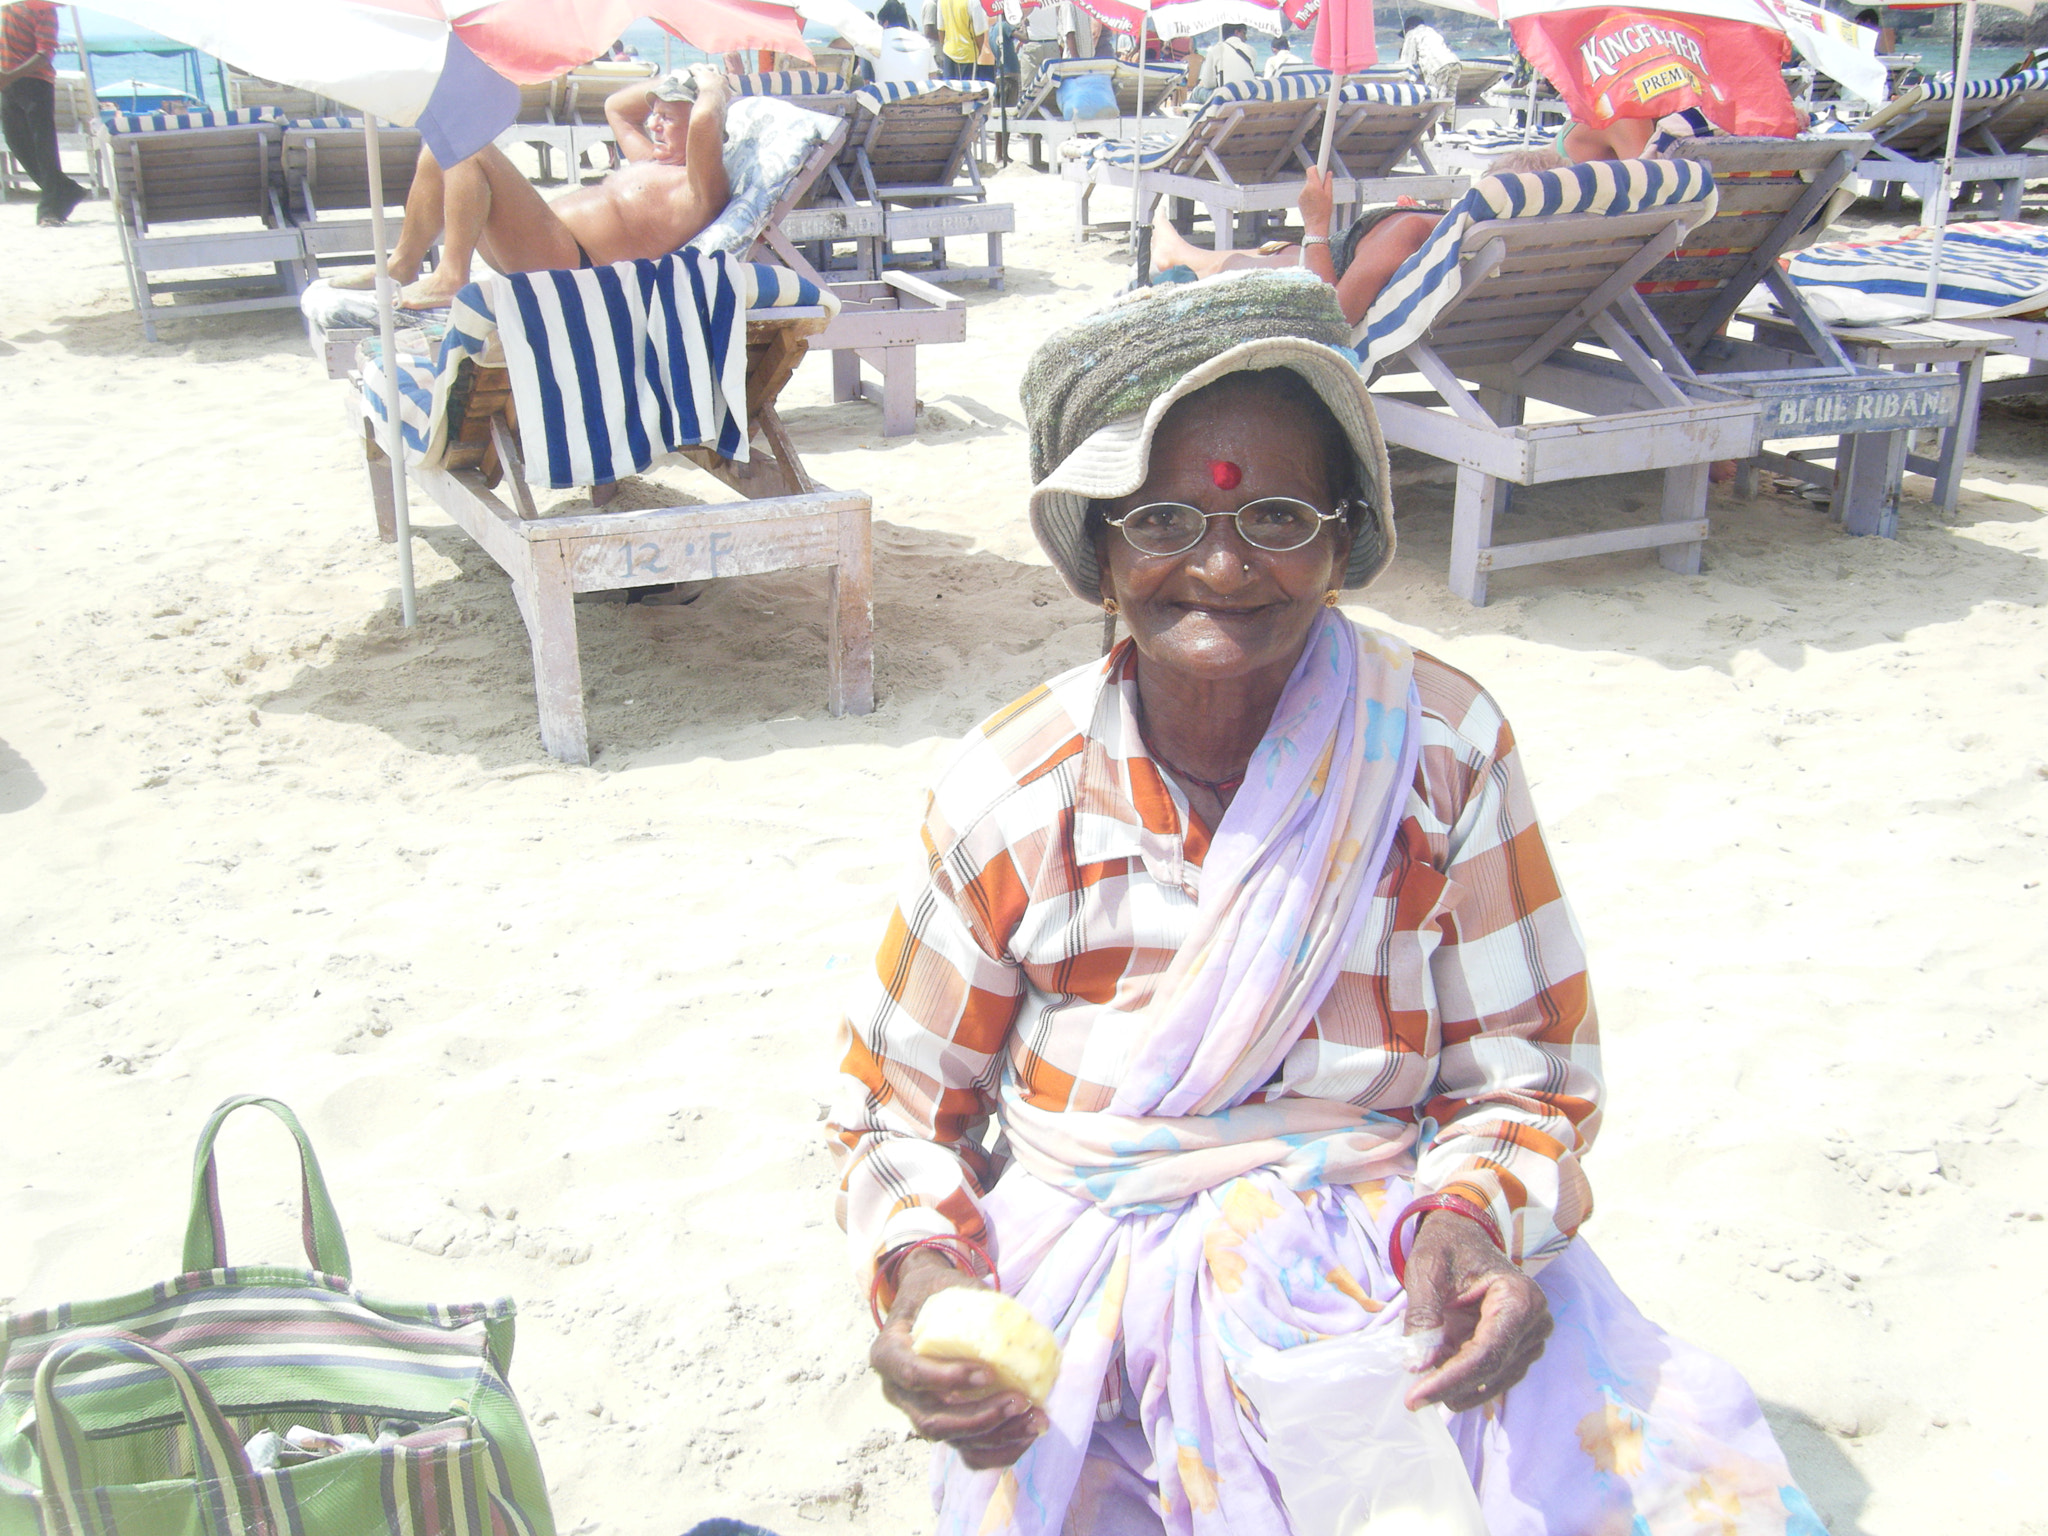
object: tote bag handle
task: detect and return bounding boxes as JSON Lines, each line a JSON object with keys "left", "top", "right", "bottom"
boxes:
{"left": 31, "top": 1330, "right": 273, "bottom": 1536}
{"left": 181, "top": 1096, "right": 353, "bottom": 1280}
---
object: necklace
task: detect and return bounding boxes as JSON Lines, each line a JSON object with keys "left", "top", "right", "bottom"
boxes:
{"left": 1147, "top": 744, "right": 1246, "bottom": 798}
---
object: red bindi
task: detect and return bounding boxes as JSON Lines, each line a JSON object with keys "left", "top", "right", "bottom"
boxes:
{"left": 1209, "top": 459, "right": 1242, "bottom": 491}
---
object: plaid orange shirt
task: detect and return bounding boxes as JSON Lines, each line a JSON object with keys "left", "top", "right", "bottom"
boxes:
{"left": 1, "top": 4, "right": 58, "bottom": 83}
{"left": 829, "top": 634, "right": 1603, "bottom": 1281}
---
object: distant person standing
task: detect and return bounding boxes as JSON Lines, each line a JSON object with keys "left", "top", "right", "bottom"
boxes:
{"left": 860, "top": 0, "right": 942, "bottom": 84}
{"left": 1399, "top": 13, "right": 1463, "bottom": 101}
{"left": 1195, "top": 21, "right": 1260, "bottom": 94}
{"left": 939, "top": 0, "right": 991, "bottom": 80}
{"left": 1018, "top": 0, "right": 1081, "bottom": 87}
{"left": 1, "top": 0, "right": 84, "bottom": 226}
{"left": 1853, "top": 7, "right": 1899, "bottom": 53}
{"left": 1263, "top": 29, "right": 1303, "bottom": 77}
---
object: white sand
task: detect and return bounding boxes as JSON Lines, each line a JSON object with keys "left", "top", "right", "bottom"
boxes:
{"left": 2, "top": 162, "right": 2045, "bottom": 1536}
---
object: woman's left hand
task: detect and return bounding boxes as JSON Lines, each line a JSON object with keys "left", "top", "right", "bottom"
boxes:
{"left": 1400, "top": 1211, "right": 1552, "bottom": 1413}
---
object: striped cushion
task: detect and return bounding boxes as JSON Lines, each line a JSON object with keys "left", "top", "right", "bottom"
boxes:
{"left": 729, "top": 69, "right": 847, "bottom": 96}
{"left": 1209, "top": 73, "right": 1333, "bottom": 103}
{"left": 1923, "top": 65, "right": 2047, "bottom": 101}
{"left": 1344, "top": 80, "right": 1432, "bottom": 105}
{"left": 289, "top": 114, "right": 362, "bottom": 130}
{"left": 1356, "top": 158, "right": 1719, "bottom": 369}
{"left": 104, "top": 105, "right": 282, "bottom": 133}
{"left": 1784, "top": 219, "right": 2048, "bottom": 324}
{"left": 853, "top": 79, "right": 990, "bottom": 111}
{"left": 1061, "top": 129, "right": 1180, "bottom": 167}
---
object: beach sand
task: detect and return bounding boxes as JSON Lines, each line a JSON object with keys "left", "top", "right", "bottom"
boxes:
{"left": 1, "top": 160, "right": 2045, "bottom": 1535}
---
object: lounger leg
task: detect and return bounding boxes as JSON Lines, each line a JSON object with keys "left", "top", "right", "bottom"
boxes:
{"left": 1449, "top": 467, "right": 1506, "bottom": 606}
{"left": 1929, "top": 358, "right": 1982, "bottom": 514}
{"left": 987, "top": 230, "right": 1003, "bottom": 291}
{"left": 522, "top": 542, "right": 590, "bottom": 765}
{"left": 879, "top": 345, "right": 916, "bottom": 438}
{"left": 829, "top": 497, "right": 875, "bottom": 717}
{"left": 1998, "top": 179, "right": 2022, "bottom": 220}
{"left": 1835, "top": 431, "right": 1906, "bottom": 539}
{"left": 832, "top": 348, "right": 861, "bottom": 405}
{"left": 364, "top": 435, "right": 398, "bottom": 543}
{"left": 1658, "top": 462, "right": 1708, "bottom": 575}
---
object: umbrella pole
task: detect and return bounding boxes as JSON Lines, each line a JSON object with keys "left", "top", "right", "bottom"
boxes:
{"left": 363, "top": 114, "right": 419, "bottom": 628}
{"left": 1923, "top": 0, "right": 1977, "bottom": 319}
{"left": 1301, "top": 64, "right": 1342, "bottom": 266}
{"left": 1132, "top": 14, "right": 1149, "bottom": 272}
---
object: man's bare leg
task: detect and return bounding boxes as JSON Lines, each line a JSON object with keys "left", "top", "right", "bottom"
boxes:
{"left": 331, "top": 147, "right": 444, "bottom": 288}
{"left": 1150, "top": 204, "right": 1297, "bottom": 277}
{"left": 400, "top": 145, "right": 582, "bottom": 309}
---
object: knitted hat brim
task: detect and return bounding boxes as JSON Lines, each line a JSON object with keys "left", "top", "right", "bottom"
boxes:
{"left": 1028, "top": 336, "right": 1395, "bottom": 602}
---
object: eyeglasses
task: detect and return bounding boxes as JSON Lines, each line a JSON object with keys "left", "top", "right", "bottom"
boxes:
{"left": 1103, "top": 497, "right": 1349, "bottom": 559}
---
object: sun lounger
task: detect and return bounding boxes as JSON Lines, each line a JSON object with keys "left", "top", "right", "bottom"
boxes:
{"left": 1613, "top": 135, "right": 1968, "bottom": 529}
{"left": 494, "top": 76, "right": 572, "bottom": 181}
{"left": 349, "top": 251, "right": 873, "bottom": 764}
{"left": 849, "top": 80, "right": 1014, "bottom": 288}
{"left": 96, "top": 106, "right": 308, "bottom": 343}
{"left": 1354, "top": 158, "right": 1760, "bottom": 604}
{"left": 1063, "top": 75, "right": 1461, "bottom": 256}
{"left": 1853, "top": 66, "right": 2048, "bottom": 218}
{"left": 728, "top": 72, "right": 878, "bottom": 279}
{"left": 1109, "top": 61, "right": 1191, "bottom": 117}
{"left": 556, "top": 59, "right": 658, "bottom": 172}
{"left": 1006, "top": 59, "right": 1121, "bottom": 172}
{"left": 744, "top": 114, "right": 967, "bottom": 438}
{"left": 225, "top": 70, "right": 335, "bottom": 121}
{"left": 283, "top": 117, "right": 424, "bottom": 285}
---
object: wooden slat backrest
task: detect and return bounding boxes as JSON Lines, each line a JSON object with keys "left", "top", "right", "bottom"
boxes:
{"left": 112, "top": 126, "right": 279, "bottom": 228}
{"left": 1018, "top": 60, "right": 1115, "bottom": 120}
{"left": 1979, "top": 85, "right": 2048, "bottom": 151}
{"left": 1111, "top": 65, "right": 1186, "bottom": 115}
{"left": 511, "top": 79, "right": 562, "bottom": 125}
{"left": 227, "top": 73, "right": 328, "bottom": 118}
{"left": 1870, "top": 92, "right": 2010, "bottom": 159}
{"left": 1321, "top": 99, "right": 1443, "bottom": 178}
{"left": 1638, "top": 137, "right": 1860, "bottom": 349}
{"left": 285, "top": 128, "right": 422, "bottom": 217}
{"left": 563, "top": 62, "right": 656, "bottom": 123}
{"left": 50, "top": 76, "right": 96, "bottom": 133}
{"left": 1423, "top": 207, "right": 1689, "bottom": 369}
{"left": 860, "top": 95, "right": 985, "bottom": 187}
{"left": 1162, "top": 96, "right": 1321, "bottom": 182}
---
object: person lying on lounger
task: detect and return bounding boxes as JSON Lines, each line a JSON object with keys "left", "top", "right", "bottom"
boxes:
{"left": 338, "top": 65, "right": 732, "bottom": 310}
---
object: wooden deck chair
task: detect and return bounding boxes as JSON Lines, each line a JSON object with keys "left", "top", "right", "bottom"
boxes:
{"left": 850, "top": 80, "right": 1014, "bottom": 288}
{"left": 745, "top": 116, "right": 966, "bottom": 438}
{"left": 1108, "top": 61, "right": 1190, "bottom": 117}
{"left": 1854, "top": 66, "right": 2048, "bottom": 218}
{"left": 1007, "top": 58, "right": 1120, "bottom": 171}
{"left": 97, "top": 106, "right": 307, "bottom": 343}
{"left": 283, "top": 118, "right": 423, "bottom": 279}
{"left": 728, "top": 72, "right": 876, "bottom": 279}
{"left": 349, "top": 253, "right": 874, "bottom": 764}
{"left": 1353, "top": 159, "right": 1762, "bottom": 604}
{"left": 1451, "top": 59, "right": 1513, "bottom": 106}
{"left": 1614, "top": 135, "right": 1964, "bottom": 531}
{"left": 1066, "top": 76, "right": 1461, "bottom": 255}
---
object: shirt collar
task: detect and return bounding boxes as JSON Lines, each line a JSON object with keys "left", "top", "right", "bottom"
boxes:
{"left": 1070, "top": 643, "right": 1207, "bottom": 897}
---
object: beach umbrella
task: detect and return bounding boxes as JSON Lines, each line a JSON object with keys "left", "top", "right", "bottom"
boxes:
{"left": 1308, "top": 0, "right": 1374, "bottom": 177}
{"left": 1502, "top": 0, "right": 1885, "bottom": 139}
{"left": 85, "top": 0, "right": 810, "bottom": 627}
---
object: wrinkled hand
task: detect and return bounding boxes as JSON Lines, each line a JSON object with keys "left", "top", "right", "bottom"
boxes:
{"left": 1401, "top": 1212, "right": 1552, "bottom": 1413}
{"left": 869, "top": 1250, "right": 1049, "bottom": 1470}
{"left": 1298, "top": 165, "right": 1336, "bottom": 238}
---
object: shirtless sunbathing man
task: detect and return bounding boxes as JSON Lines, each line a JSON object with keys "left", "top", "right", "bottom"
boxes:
{"left": 345, "top": 64, "right": 732, "bottom": 310}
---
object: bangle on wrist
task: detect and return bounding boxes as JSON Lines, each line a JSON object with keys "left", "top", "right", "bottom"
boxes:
{"left": 1389, "top": 1192, "right": 1505, "bottom": 1285}
{"left": 1301, "top": 233, "right": 1330, "bottom": 246}
{"left": 867, "top": 1234, "right": 999, "bottom": 1327}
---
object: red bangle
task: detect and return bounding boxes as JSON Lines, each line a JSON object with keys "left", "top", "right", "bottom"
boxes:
{"left": 1389, "top": 1193, "right": 1505, "bottom": 1285}
{"left": 867, "top": 1235, "right": 999, "bottom": 1327}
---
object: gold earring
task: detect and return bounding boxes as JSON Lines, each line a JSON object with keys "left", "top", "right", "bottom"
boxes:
{"left": 1102, "top": 597, "right": 1119, "bottom": 616}
{"left": 1324, "top": 590, "right": 1340, "bottom": 607}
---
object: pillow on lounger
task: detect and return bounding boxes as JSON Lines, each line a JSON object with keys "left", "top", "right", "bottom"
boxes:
{"left": 687, "top": 96, "right": 844, "bottom": 257}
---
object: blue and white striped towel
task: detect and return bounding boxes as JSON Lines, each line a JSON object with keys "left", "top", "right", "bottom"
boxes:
{"left": 1783, "top": 220, "right": 2048, "bottom": 325}
{"left": 104, "top": 105, "right": 282, "bottom": 133}
{"left": 1355, "top": 158, "right": 1718, "bottom": 371}
{"left": 853, "top": 79, "right": 990, "bottom": 112}
{"left": 729, "top": 70, "right": 847, "bottom": 96}
{"left": 362, "top": 253, "right": 836, "bottom": 488}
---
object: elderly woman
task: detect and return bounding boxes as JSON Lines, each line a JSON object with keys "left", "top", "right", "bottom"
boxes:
{"left": 829, "top": 274, "right": 1820, "bottom": 1536}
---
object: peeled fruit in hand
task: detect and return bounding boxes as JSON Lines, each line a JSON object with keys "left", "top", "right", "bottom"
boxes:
{"left": 910, "top": 1286, "right": 1062, "bottom": 1408}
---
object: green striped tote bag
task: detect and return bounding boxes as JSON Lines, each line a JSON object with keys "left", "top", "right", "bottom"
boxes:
{"left": 0, "top": 1097, "right": 556, "bottom": 1536}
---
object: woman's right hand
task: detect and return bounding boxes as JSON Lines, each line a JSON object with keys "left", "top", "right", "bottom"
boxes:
{"left": 1298, "top": 166, "right": 1335, "bottom": 239}
{"left": 869, "top": 1249, "right": 1050, "bottom": 1470}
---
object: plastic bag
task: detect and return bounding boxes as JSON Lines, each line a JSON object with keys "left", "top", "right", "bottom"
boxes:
{"left": 1230, "top": 1328, "right": 1489, "bottom": 1536}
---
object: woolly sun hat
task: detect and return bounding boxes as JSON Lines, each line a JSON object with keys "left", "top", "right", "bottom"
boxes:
{"left": 1020, "top": 270, "right": 1395, "bottom": 602}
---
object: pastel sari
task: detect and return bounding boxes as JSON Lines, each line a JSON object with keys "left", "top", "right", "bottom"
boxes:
{"left": 934, "top": 612, "right": 1823, "bottom": 1536}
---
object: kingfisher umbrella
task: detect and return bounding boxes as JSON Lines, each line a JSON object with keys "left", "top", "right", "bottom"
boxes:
{"left": 85, "top": 0, "right": 809, "bottom": 625}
